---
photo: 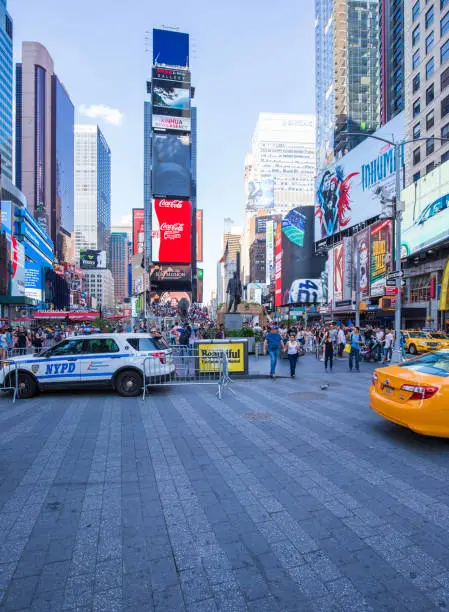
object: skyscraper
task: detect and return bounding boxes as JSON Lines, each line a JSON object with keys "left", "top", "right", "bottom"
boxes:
{"left": 110, "top": 232, "right": 128, "bottom": 304}
{"left": 249, "top": 113, "right": 316, "bottom": 216}
{"left": 15, "top": 42, "right": 74, "bottom": 259}
{"left": 380, "top": 0, "right": 404, "bottom": 124}
{"left": 0, "top": 0, "right": 13, "bottom": 182}
{"left": 74, "top": 125, "right": 111, "bottom": 262}
{"left": 315, "top": 0, "right": 381, "bottom": 171}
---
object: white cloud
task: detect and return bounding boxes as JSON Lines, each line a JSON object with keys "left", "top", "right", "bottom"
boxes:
{"left": 79, "top": 104, "right": 124, "bottom": 126}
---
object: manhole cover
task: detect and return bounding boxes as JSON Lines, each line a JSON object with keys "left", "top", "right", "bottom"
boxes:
{"left": 243, "top": 412, "right": 272, "bottom": 421}
{"left": 288, "top": 392, "right": 327, "bottom": 400}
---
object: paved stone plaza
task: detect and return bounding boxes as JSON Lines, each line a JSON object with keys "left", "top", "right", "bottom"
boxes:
{"left": 1, "top": 355, "right": 449, "bottom": 611}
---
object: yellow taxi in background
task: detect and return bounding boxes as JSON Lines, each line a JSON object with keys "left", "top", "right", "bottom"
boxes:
{"left": 426, "top": 332, "right": 449, "bottom": 349}
{"left": 370, "top": 351, "right": 449, "bottom": 437}
{"left": 402, "top": 330, "right": 441, "bottom": 355}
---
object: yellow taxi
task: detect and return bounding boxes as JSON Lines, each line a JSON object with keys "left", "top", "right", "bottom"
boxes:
{"left": 370, "top": 351, "right": 449, "bottom": 437}
{"left": 402, "top": 330, "right": 442, "bottom": 355}
{"left": 426, "top": 332, "right": 449, "bottom": 349}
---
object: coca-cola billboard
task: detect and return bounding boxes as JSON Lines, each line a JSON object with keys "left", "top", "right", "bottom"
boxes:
{"left": 152, "top": 199, "right": 192, "bottom": 263}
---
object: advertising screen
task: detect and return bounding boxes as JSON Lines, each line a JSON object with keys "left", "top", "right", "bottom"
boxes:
{"left": 153, "top": 85, "right": 190, "bottom": 111}
{"left": 132, "top": 209, "right": 145, "bottom": 256}
{"left": 152, "top": 134, "right": 191, "bottom": 198}
{"left": 152, "top": 199, "right": 191, "bottom": 263}
{"left": 274, "top": 223, "right": 283, "bottom": 307}
{"left": 24, "top": 263, "right": 43, "bottom": 302}
{"left": 315, "top": 113, "right": 404, "bottom": 241}
{"left": 196, "top": 210, "right": 203, "bottom": 262}
{"left": 10, "top": 237, "right": 25, "bottom": 297}
{"left": 247, "top": 179, "right": 274, "bottom": 210}
{"left": 150, "top": 265, "right": 192, "bottom": 291}
{"left": 401, "top": 161, "right": 449, "bottom": 257}
{"left": 80, "top": 249, "right": 106, "bottom": 269}
{"left": 370, "top": 220, "right": 393, "bottom": 297}
{"left": 152, "top": 115, "right": 191, "bottom": 132}
{"left": 353, "top": 229, "right": 370, "bottom": 299}
{"left": 152, "top": 29, "right": 189, "bottom": 68}
{"left": 280, "top": 207, "right": 326, "bottom": 306}
{"left": 0, "top": 201, "right": 12, "bottom": 235}
{"left": 265, "top": 220, "right": 274, "bottom": 285}
{"left": 152, "top": 68, "right": 191, "bottom": 85}
{"left": 333, "top": 242, "right": 344, "bottom": 302}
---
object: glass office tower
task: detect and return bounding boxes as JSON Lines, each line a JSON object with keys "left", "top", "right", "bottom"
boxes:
{"left": 110, "top": 232, "right": 128, "bottom": 304}
{"left": 315, "top": 0, "right": 381, "bottom": 171}
{"left": 0, "top": 0, "right": 13, "bottom": 181}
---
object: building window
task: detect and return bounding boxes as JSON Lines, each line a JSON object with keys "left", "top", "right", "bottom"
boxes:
{"left": 413, "top": 99, "right": 421, "bottom": 117}
{"left": 426, "top": 31, "right": 435, "bottom": 52}
{"left": 442, "top": 122, "right": 449, "bottom": 139}
{"left": 442, "top": 66, "right": 449, "bottom": 91}
{"left": 442, "top": 93, "right": 449, "bottom": 117}
{"left": 413, "top": 123, "right": 421, "bottom": 139}
{"left": 413, "top": 171, "right": 421, "bottom": 182}
{"left": 442, "top": 11, "right": 449, "bottom": 36}
{"left": 413, "top": 24, "right": 421, "bottom": 44}
{"left": 426, "top": 136, "right": 435, "bottom": 154}
{"left": 426, "top": 162, "right": 435, "bottom": 173}
{"left": 443, "top": 0, "right": 449, "bottom": 10}
{"left": 443, "top": 39, "right": 449, "bottom": 64}
{"left": 426, "top": 57, "right": 435, "bottom": 78}
{"left": 413, "top": 49, "right": 421, "bottom": 68}
{"left": 413, "top": 73, "right": 421, "bottom": 92}
{"left": 426, "top": 83, "right": 435, "bottom": 104}
{"left": 413, "top": 0, "right": 420, "bottom": 20}
{"left": 413, "top": 147, "right": 421, "bottom": 164}
{"left": 427, "top": 109, "right": 435, "bottom": 128}
{"left": 426, "top": 6, "right": 434, "bottom": 27}
{"left": 442, "top": 150, "right": 449, "bottom": 162}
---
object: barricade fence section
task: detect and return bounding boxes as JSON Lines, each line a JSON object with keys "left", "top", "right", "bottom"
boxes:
{"left": 0, "top": 361, "right": 19, "bottom": 403}
{"left": 6, "top": 347, "right": 46, "bottom": 359}
{"left": 142, "top": 346, "right": 233, "bottom": 400}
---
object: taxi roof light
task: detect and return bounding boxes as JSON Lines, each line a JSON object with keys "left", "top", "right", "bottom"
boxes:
{"left": 401, "top": 384, "right": 439, "bottom": 400}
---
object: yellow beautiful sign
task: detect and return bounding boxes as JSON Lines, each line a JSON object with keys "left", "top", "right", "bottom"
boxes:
{"left": 197, "top": 342, "right": 246, "bottom": 373}
{"left": 439, "top": 260, "right": 449, "bottom": 311}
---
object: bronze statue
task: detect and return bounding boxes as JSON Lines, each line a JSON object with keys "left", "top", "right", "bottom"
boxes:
{"left": 226, "top": 271, "right": 242, "bottom": 313}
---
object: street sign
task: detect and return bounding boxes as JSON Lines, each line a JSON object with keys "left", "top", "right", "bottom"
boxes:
{"left": 387, "top": 270, "right": 404, "bottom": 280}
{"left": 386, "top": 278, "right": 406, "bottom": 287}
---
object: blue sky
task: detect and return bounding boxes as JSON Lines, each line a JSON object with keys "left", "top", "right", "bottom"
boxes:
{"left": 11, "top": 0, "right": 315, "bottom": 300}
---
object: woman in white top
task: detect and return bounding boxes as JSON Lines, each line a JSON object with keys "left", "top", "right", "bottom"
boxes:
{"left": 283, "top": 332, "right": 301, "bottom": 378}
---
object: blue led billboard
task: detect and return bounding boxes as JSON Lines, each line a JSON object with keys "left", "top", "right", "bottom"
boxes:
{"left": 153, "top": 29, "right": 189, "bottom": 67}
{"left": 152, "top": 133, "right": 191, "bottom": 198}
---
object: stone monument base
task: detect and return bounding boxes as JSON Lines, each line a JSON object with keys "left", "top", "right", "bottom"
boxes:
{"left": 224, "top": 313, "right": 243, "bottom": 331}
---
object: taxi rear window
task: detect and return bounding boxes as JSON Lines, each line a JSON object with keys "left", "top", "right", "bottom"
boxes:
{"left": 127, "top": 337, "right": 168, "bottom": 351}
{"left": 400, "top": 352, "right": 449, "bottom": 377}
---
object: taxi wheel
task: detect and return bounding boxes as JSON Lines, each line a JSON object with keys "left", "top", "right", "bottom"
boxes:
{"left": 409, "top": 344, "right": 417, "bottom": 355}
{"left": 116, "top": 370, "right": 143, "bottom": 397}
{"left": 17, "top": 373, "right": 37, "bottom": 399}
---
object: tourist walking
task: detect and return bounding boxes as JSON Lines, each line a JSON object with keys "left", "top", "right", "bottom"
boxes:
{"left": 284, "top": 332, "right": 301, "bottom": 378}
{"left": 337, "top": 326, "right": 346, "bottom": 358}
{"left": 264, "top": 326, "right": 284, "bottom": 378}
{"left": 383, "top": 328, "right": 394, "bottom": 364}
{"left": 349, "top": 326, "right": 362, "bottom": 372}
{"left": 322, "top": 331, "right": 334, "bottom": 372}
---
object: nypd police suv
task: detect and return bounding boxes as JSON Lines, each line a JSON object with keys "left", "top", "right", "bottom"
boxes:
{"left": 1, "top": 333, "right": 175, "bottom": 398}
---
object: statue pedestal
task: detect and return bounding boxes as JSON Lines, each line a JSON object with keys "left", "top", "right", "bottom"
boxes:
{"left": 224, "top": 313, "right": 243, "bottom": 331}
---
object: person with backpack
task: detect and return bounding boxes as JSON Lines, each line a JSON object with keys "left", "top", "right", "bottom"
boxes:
{"left": 349, "top": 326, "right": 362, "bottom": 372}
{"left": 263, "top": 326, "right": 284, "bottom": 378}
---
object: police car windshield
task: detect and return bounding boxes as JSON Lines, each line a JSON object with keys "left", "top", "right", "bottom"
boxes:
{"left": 127, "top": 337, "right": 168, "bottom": 351}
{"left": 45, "top": 340, "right": 85, "bottom": 356}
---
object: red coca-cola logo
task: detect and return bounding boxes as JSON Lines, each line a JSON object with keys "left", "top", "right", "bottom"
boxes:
{"left": 161, "top": 223, "right": 184, "bottom": 231}
{"left": 159, "top": 200, "right": 183, "bottom": 208}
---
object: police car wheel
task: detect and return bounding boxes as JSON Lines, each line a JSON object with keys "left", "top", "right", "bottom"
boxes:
{"left": 17, "top": 373, "right": 37, "bottom": 399}
{"left": 116, "top": 370, "right": 142, "bottom": 397}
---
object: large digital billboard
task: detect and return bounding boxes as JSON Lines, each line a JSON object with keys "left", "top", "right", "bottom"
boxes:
{"left": 246, "top": 179, "right": 274, "bottom": 210}
{"left": 152, "top": 199, "right": 191, "bottom": 263}
{"left": 80, "top": 249, "right": 107, "bottom": 269}
{"left": 152, "top": 115, "right": 191, "bottom": 132}
{"left": 24, "top": 263, "right": 43, "bottom": 302}
{"left": 152, "top": 29, "right": 189, "bottom": 68}
{"left": 401, "top": 161, "right": 449, "bottom": 257}
{"left": 353, "top": 229, "right": 370, "bottom": 299}
{"left": 152, "top": 67, "right": 191, "bottom": 85}
{"left": 315, "top": 113, "right": 404, "bottom": 241}
{"left": 196, "top": 210, "right": 203, "bottom": 262}
{"left": 370, "top": 220, "right": 393, "bottom": 297}
{"left": 153, "top": 85, "right": 190, "bottom": 112}
{"left": 152, "top": 134, "right": 191, "bottom": 198}
{"left": 265, "top": 220, "right": 274, "bottom": 286}
{"left": 132, "top": 208, "right": 144, "bottom": 256}
{"left": 280, "top": 207, "right": 326, "bottom": 306}
{"left": 10, "top": 237, "right": 25, "bottom": 297}
{"left": 274, "top": 223, "right": 282, "bottom": 307}
{"left": 150, "top": 264, "right": 192, "bottom": 291}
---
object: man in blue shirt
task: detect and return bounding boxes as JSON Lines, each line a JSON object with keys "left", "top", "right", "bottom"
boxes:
{"left": 349, "top": 326, "right": 362, "bottom": 372}
{"left": 263, "top": 326, "right": 284, "bottom": 378}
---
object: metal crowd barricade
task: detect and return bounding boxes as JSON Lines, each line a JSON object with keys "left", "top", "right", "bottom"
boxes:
{"left": 6, "top": 347, "right": 44, "bottom": 359}
{"left": 142, "top": 346, "right": 234, "bottom": 400}
{"left": 0, "top": 361, "right": 19, "bottom": 403}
